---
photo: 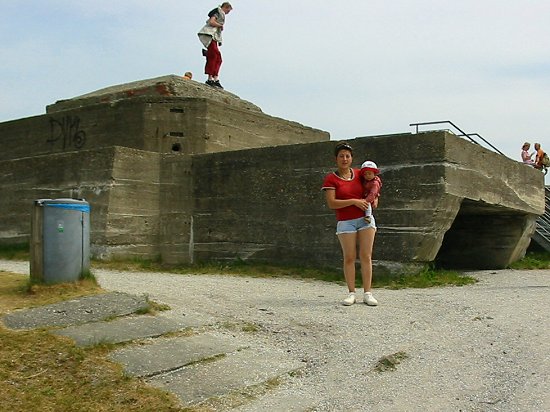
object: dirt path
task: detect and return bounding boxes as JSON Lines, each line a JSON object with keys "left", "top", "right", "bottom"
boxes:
{"left": 1, "top": 261, "right": 549, "bottom": 411}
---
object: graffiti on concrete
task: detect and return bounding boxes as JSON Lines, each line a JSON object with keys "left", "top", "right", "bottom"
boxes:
{"left": 48, "top": 116, "right": 87, "bottom": 149}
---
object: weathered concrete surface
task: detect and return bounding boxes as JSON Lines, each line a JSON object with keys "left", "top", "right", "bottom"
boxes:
{"left": 146, "top": 347, "right": 305, "bottom": 407}
{"left": 109, "top": 333, "right": 247, "bottom": 377}
{"left": 0, "top": 75, "right": 545, "bottom": 271}
{"left": 53, "top": 314, "right": 208, "bottom": 347}
{"left": 187, "top": 132, "right": 545, "bottom": 269}
{"left": 0, "top": 75, "right": 329, "bottom": 161}
{"left": 1, "top": 292, "right": 147, "bottom": 329}
{"left": 0, "top": 132, "right": 544, "bottom": 270}
{"left": 47, "top": 74, "right": 263, "bottom": 113}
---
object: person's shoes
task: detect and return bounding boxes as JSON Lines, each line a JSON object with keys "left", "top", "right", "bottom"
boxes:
{"left": 205, "top": 80, "right": 216, "bottom": 87}
{"left": 202, "top": 49, "right": 208, "bottom": 57}
{"left": 363, "top": 292, "right": 378, "bottom": 306}
{"left": 342, "top": 292, "right": 356, "bottom": 306}
{"left": 213, "top": 80, "right": 224, "bottom": 89}
{"left": 364, "top": 216, "right": 371, "bottom": 223}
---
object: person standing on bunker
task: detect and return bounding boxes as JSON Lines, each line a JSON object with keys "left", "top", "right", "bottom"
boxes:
{"left": 198, "top": 2, "right": 233, "bottom": 89}
{"left": 322, "top": 142, "right": 379, "bottom": 307}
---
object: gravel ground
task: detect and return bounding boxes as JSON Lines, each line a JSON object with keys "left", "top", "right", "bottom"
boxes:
{"left": 1, "top": 260, "right": 549, "bottom": 411}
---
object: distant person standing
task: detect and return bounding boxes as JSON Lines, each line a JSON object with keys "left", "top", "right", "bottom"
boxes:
{"left": 197, "top": 3, "right": 233, "bottom": 89}
{"left": 534, "top": 142, "right": 544, "bottom": 169}
{"left": 521, "top": 142, "right": 534, "bottom": 165}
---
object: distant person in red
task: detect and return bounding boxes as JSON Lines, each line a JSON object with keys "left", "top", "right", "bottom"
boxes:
{"left": 198, "top": 3, "right": 233, "bottom": 89}
{"left": 359, "top": 161, "right": 382, "bottom": 224}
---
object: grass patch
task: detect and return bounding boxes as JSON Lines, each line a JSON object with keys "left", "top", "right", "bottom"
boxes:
{"left": 219, "top": 320, "right": 261, "bottom": 333}
{"left": 134, "top": 295, "right": 171, "bottom": 315}
{"left": 0, "top": 243, "right": 29, "bottom": 260}
{"left": 0, "top": 272, "right": 103, "bottom": 313}
{"left": 0, "top": 272, "right": 184, "bottom": 412}
{"left": 3, "top": 252, "right": 477, "bottom": 290}
{"left": 0, "top": 327, "right": 183, "bottom": 411}
{"left": 509, "top": 251, "right": 550, "bottom": 270}
{"left": 373, "top": 351, "right": 409, "bottom": 372}
{"left": 378, "top": 265, "right": 477, "bottom": 290}
{"left": 93, "top": 257, "right": 345, "bottom": 284}
{"left": 94, "top": 258, "right": 477, "bottom": 289}
{"left": 91, "top": 256, "right": 163, "bottom": 272}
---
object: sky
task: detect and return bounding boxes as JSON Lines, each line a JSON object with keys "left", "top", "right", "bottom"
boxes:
{"left": 1, "top": 0, "right": 549, "bottom": 168}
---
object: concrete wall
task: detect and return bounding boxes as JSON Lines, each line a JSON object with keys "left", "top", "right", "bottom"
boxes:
{"left": 0, "top": 148, "right": 115, "bottom": 245}
{"left": 159, "top": 154, "right": 194, "bottom": 265}
{"left": 187, "top": 131, "right": 544, "bottom": 269}
{"left": 0, "top": 132, "right": 543, "bottom": 270}
{"left": 0, "top": 97, "right": 328, "bottom": 161}
{"left": 0, "top": 75, "right": 544, "bottom": 271}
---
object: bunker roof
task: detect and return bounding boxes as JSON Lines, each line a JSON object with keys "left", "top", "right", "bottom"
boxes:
{"left": 46, "top": 74, "right": 262, "bottom": 113}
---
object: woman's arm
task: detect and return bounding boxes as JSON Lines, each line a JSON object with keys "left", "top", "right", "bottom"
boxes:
{"left": 324, "top": 189, "right": 368, "bottom": 211}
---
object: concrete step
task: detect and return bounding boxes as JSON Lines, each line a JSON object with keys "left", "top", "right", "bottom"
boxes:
{"left": 109, "top": 333, "right": 247, "bottom": 377}
{"left": 146, "top": 347, "right": 305, "bottom": 408}
{"left": 53, "top": 312, "right": 210, "bottom": 347}
{"left": 1, "top": 292, "right": 147, "bottom": 329}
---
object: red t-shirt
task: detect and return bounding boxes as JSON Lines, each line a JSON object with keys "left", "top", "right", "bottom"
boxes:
{"left": 322, "top": 169, "right": 364, "bottom": 221}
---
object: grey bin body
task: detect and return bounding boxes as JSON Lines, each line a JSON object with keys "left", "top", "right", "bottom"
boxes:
{"left": 30, "top": 199, "right": 90, "bottom": 284}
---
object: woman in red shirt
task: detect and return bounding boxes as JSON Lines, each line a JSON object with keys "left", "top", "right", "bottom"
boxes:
{"left": 322, "top": 142, "right": 378, "bottom": 306}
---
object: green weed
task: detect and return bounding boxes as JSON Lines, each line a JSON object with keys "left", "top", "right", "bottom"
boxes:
{"left": 509, "top": 251, "right": 550, "bottom": 269}
{"left": 379, "top": 264, "right": 477, "bottom": 290}
{"left": 0, "top": 243, "right": 29, "bottom": 260}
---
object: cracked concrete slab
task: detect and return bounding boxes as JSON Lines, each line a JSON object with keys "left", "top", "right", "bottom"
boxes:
{"left": 109, "top": 333, "right": 247, "bottom": 377}
{"left": 53, "top": 313, "right": 208, "bottom": 347}
{"left": 1, "top": 292, "right": 147, "bottom": 329}
{"left": 146, "top": 347, "right": 305, "bottom": 407}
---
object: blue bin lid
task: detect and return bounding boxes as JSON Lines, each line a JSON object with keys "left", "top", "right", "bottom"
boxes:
{"left": 35, "top": 198, "right": 90, "bottom": 213}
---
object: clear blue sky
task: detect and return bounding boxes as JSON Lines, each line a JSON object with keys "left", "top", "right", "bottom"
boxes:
{"left": 1, "top": 0, "right": 549, "bottom": 167}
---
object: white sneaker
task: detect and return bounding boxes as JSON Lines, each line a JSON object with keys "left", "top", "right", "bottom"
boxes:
{"left": 342, "top": 292, "right": 356, "bottom": 306}
{"left": 363, "top": 292, "right": 378, "bottom": 306}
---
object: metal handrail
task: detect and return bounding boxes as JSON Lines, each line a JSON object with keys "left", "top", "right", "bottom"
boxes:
{"left": 458, "top": 133, "right": 504, "bottom": 156}
{"left": 409, "top": 120, "right": 505, "bottom": 156}
{"left": 533, "top": 187, "right": 550, "bottom": 249}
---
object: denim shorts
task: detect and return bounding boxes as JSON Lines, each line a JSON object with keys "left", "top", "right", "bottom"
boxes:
{"left": 336, "top": 216, "right": 376, "bottom": 235}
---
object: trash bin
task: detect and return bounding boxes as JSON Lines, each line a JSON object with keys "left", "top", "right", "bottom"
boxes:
{"left": 30, "top": 198, "right": 90, "bottom": 284}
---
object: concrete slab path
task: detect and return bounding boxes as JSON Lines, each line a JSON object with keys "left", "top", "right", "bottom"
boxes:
{"left": 109, "top": 333, "right": 247, "bottom": 378}
{"left": 2, "top": 292, "right": 147, "bottom": 329}
{"left": 54, "top": 314, "right": 205, "bottom": 347}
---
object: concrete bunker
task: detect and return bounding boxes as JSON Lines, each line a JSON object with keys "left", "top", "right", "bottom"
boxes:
{"left": 435, "top": 199, "right": 532, "bottom": 269}
{"left": 0, "top": 75, "right": 545, "bottom": 273}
